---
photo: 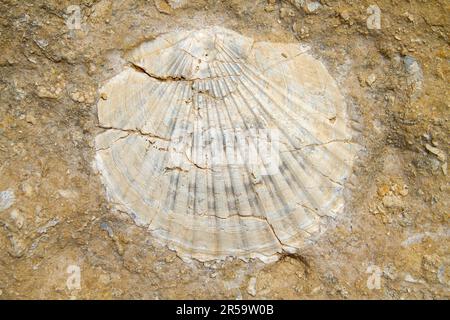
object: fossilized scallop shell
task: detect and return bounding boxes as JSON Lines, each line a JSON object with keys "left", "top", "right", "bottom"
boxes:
{"left": 95, "top": 27, "right": 358, "bottom": 262}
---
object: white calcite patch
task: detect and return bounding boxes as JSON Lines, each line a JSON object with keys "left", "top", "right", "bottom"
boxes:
{"left": 0, "top": 189, "right": 15, "bottom": 212}
{"left": 95, "top": 27, "right": 358, "bottom": 262}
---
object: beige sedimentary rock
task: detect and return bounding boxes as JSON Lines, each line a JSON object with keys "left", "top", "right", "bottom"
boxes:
{"left": 95, "top": 27, "right": 358, "bottom": 262}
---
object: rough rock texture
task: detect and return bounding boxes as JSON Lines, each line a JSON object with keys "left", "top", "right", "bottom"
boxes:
{"left": 0, "top": 0, "right": 448, "bottom": 299}
{"left": 96, "top": 27, "right": 357, "bottom": 262}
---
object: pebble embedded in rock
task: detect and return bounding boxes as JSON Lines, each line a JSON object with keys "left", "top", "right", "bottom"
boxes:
{"left": 425, "top": 144, "right": 446, "bottom": 162}
{"left": 366, "top": 74, "right": 377, "bottom": 86}
{"left": 0, "top": 189, "right": 15, "bottom": 212}
{"left": 304, "top": 1, "right": 321, "bottom": 14}
{"left": 403, "top": 55, "right": 423, "bottom": 100}
{"left": 247, "top": 277, "right": 257, "bottom": 296}
{"left": 10, "top": 209, "right": 24, "bottom": 229}
{"left": 382, "top": 195, "right": 403, "bottom": 208}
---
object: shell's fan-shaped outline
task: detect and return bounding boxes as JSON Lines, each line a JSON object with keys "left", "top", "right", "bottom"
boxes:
{"left": 95, "top": 27, "right": 358, "bottom": 262}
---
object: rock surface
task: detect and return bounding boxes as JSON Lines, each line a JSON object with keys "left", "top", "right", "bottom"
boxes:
{"left": 0, "top": 0, "right": 448, "bottom": 300}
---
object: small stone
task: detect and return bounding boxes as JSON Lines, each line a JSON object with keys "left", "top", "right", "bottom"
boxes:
{"left": 247, "top": 277, "right": 257, "bottom": 296}
{"left": 8, "top": 235, "right": 27, "bottom": 258}
{"left": 304, "top": 1, "right": 321, "bottom": 14}
{"left": 404, "top": 56, "right": 421, "bottom": 74}
{"left": 293, "top": 22, "right": 309, "bottom": 38}
{"left": 10, "top": 209, "right": 25, "bottom": 229}
{"left": 340, "top": 10, "right": 350, "bottom": 21}
{"left": 366, "top": 73, "right": 377, "bottom": 86}
{"left": 70, "top": 90, "right": 95, "bottom": 104}
{"left": 25, "top": 113, "right": 37, "bottom": 124}
{"left": 36, "top": 77, "right": 65, "bottom": 99}
{"left": 113, "top": 238, "right": 125, "bottom": 256}
{"left": 311, "top": 286, "right": 321, "bottom": 294}
{"left": 35, "top": 39, "right": 48, "bottom": 48}
{"left": 0, "top": 189, "right": 15, "bottom": 212}
{"left": 88, "top": 63, "right": 97, "bottom": 75}
{"left": 100, "top": 92, "right": 108, "bottom": 100}
{"left": 36, "top": 86, "right": 60, "bottom": 99}
{"left": 422, "top": 133, "right": 431, "bottom": 141}
{"left": 404, "top": 274, "right": 422, "bottom": 283}
{"left": 70, "top": 91, "right": 85, "bottom": 103}
{"left": 166, "top": 0, "right": 187, "bottom": 9}
{"left": 37, "top": 218, "right": 60, "bottom": 234}
{"left": 403, "top": 56, "right": 423, "bottom": 100}
{"left": 405, "top": 12, "right": 414, "bottom": 22}
{"left": 425, "top": 144, "right": 446, "bottom": 162}
{"left": 382, "top": 195, "right": 402, "bottom": 208}
{"left": 398, "top": 185, "right": 409, "bottom": 196}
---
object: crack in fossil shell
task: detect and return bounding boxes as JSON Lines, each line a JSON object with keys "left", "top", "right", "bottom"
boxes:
{"left": 129, "top": 62, "right": 190, "bottom": 82}
{"left": 98, "top": 125, "right": 172, "bottom": 142}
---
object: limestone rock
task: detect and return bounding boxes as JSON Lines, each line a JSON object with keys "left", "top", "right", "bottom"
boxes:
{"left": 247, "top": 277, "right": 257, "bottom": 296}
{"left": 0, "top": 189, "right": 15, "bottom": 212}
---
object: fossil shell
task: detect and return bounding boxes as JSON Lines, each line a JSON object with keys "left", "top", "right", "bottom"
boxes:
{"left": 95, "top": 27, "right": 358, "bottom": 262}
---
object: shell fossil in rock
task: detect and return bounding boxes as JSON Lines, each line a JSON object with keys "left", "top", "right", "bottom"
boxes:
{"left": 95, "top": 27, "right": 358, "bottom": 262}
